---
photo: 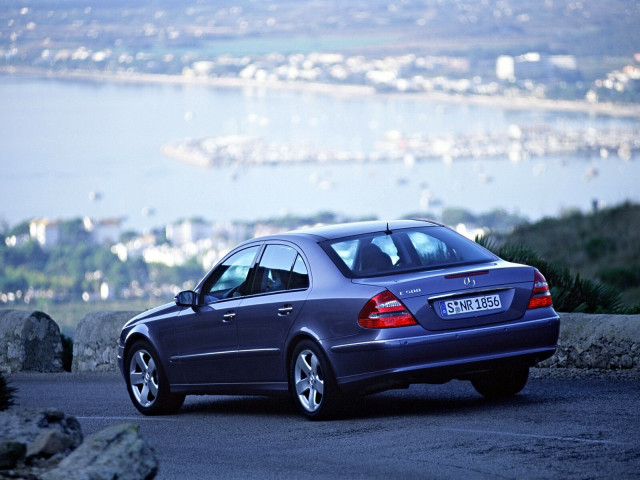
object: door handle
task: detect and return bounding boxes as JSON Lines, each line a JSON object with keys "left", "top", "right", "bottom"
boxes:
{"left": 278, "top": 305, "right": 294, "bottom": 315}
{"left": 222, "top": 311, "right": 236, "bottom": 322}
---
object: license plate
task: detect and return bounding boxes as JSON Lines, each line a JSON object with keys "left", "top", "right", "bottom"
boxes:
{"left": 440, "top": 294, "right": 502, "bottom": 317}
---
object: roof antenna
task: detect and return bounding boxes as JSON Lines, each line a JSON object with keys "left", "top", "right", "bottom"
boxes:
{"left": 385, "top": 222, "right": 392, "bottom": 235}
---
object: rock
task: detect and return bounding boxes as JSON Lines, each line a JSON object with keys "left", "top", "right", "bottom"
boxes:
{"left": 42, "top": 423, "right": 157, "bottom": 480}
{"left": 72, "top": 311, "right": 140, "bottom": 373}
{"left": 26, "top": 429, "right": 75, "bottom": 460}
{"left": 1, "top": 409, "right": 157, "bottom": 480}
{"left": 0, "top": 310, "right": 63, "bottom": 373}
{"left": 0, "top": 407, "right": 83, "bottom": 452}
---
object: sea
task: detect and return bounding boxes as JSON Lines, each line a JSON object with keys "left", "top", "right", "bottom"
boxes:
{"left": 1, "top": 76, "right": 639, "bottom": 231}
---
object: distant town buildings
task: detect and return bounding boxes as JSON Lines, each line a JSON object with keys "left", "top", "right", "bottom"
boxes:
{"left": 495, "top": 53, "right": 578, "bottom": 84}
{"left": 1, "top": 215, "right": 256, "bottom": 304}
{"left": 166, "top": 218, "right": 212, "bottom": 247}
{"left": 82, "top": 217, "right": 122, "bottom": 245}
{"left": 25, "top": 217, "right": 124, "bottom": 248}
{"left": 1, "top": 0, "right": 639, "bottom": 104}
{"left": 111, "top": 218, "right": 251, "bottom": 270}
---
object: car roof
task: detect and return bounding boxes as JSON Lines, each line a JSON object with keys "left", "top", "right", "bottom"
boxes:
{"left": 286, "top": 219, "right": 441, "bottom": 241}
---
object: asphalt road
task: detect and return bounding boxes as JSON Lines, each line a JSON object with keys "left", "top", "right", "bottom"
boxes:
{"left": 7, "top": 370, "right": 640, "bottom": 479}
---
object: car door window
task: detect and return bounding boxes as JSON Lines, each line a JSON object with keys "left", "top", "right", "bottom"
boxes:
{"left": 289, "top": 254, "right": 310, "bottom": 290}
{"left": 254, "top": 244, "right": 309, "bottom": 294}
{"left": 203, "top": 246, "right": 260, "bottom": 302}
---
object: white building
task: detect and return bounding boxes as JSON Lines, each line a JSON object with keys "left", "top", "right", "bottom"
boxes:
{"left": 166, "top": 219, "right": 213, "bottom": 247}
{"left": 83, "top": 217, "right": 123, "bottom": 245}
{"left": 29, "top": 218, "right": 62, "bottom": 248}
{"left": 496, "top": 55, "right": 515, "bottom": 81}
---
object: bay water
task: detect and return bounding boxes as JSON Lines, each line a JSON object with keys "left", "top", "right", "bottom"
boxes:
{"left": 1, "top": 76, "right": 638, "bottom": 231}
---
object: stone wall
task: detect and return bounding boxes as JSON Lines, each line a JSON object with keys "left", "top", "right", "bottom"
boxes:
{"left": 71, "top": 311, "right": 140, "bottom": 373}
{"left": 1, "top": 308, "right": 639, "bottom": 373}
{"left": 540, "top": 313, "right": 640, "bottom": 370}
{"left": 0, "top": 310, "right": 63, "bottom": 373}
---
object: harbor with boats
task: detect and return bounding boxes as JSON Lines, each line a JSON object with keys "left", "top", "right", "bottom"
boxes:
{"left": 160, "top": 125, "right": 640, "bottom": 168}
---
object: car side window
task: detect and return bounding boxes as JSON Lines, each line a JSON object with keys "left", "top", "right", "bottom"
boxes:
{"left": 203, "top": 246, "right": 260, "bottom": 302}
{"left": 254, "top": 244, "right": 309, "bottom": 294}
{"left": 289, "top": 254, "right": 310, "bottom": 290}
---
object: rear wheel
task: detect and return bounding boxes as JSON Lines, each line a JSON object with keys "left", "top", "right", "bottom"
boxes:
{"left": 289, "top": 340, "right": 342, "bottom": 420}
{"left": 125, "top": 340, "right": 185, "bottom": 415}
{"left": 471, "top": 366, "right": 530, "bottom": 399}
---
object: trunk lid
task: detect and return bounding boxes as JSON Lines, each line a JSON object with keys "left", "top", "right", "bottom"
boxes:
{"left": 352, "top": 261, "right": 535, "bottom": 331}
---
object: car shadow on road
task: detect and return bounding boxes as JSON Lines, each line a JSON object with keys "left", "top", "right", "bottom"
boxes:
{"left": 343, "top": 389, "right": 538, "bottom": 420}
{"left": 179, "top": 395, "right": 299, "bottom": 418}
{"left": 174, "top": 382, "right": 546, "bottom": 420}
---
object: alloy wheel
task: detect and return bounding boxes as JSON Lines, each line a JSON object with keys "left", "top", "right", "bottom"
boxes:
{"left": 294, "top": 349, "right": 325, "bottom": 413}
{"left": 129, "top": 348, "right": 159, "bottom": 408}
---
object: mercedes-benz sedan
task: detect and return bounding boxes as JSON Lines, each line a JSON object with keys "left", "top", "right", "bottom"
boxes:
{"left": 118, "top": 220, "right": 559, "bottom": 419}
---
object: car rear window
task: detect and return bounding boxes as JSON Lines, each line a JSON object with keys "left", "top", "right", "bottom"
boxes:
{"left": 322, "top": 226, "right": 497, "bottom": 277}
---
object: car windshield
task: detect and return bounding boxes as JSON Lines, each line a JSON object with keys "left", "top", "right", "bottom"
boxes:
{"left": 322, "top": 226, "right": 497, "bottom": 277}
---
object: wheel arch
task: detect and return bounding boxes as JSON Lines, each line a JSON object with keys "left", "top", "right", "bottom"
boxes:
{"left": 285, "top": 331, "right": 339, "bottom": 385}
{"left": 285, "top": 333, "right": 319, "bottom": 371}
{"left": 122, "top": 330, "right": 157, "bottom": 371}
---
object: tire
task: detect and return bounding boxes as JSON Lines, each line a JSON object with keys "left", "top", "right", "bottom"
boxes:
{"left": 125, "top": 340, "right": 185, "bottom": 415}
{"left": 289, "top": 340, "right": 342, "bottom": 420}
{"left": 471, "top": 365, "right": 530, "bottom": 399}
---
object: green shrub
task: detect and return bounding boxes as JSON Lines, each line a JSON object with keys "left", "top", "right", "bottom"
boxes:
{"left": 477, "top": 237, "right": 625, "bottom": 314}
{"left": 599, "top": 266, "right": 640, "bottom": 290}
{"left": 0, "top": 374, "right": 16, "bottom": 411}
{"left": 583, "top": 236, "right": 617, "bottom": 261}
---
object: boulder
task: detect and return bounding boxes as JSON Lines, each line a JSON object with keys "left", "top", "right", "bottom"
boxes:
{"left": 0, "top": 408, "right": 157, "bottom": 480}
{"left": 0, "top": 310, "right": 63, "bottom": 373}
{"left": 42, "top": 423, "right": 157, "bottom": 480}
{"left": 72, "top": 311, "right": 140, "bottom": 373}
{"left": 539, "top": 313, "right": 640, "bottom": 370}
{"left": 0, "top": 407, "right": 83, "bottom": 451}
{"left": 27, "top": 429, "right": 76, "bottom": 460}
{"left": 0, "top": 407, "right": 82, "bottom": 472}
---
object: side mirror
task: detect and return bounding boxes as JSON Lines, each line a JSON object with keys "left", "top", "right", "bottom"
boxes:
{"left": 175, "top": 290, "right": 196, "bottom": 307}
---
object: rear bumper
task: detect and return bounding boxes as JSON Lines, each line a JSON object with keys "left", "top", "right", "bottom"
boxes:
{"left": 329, "top": 314, "right": 560, "bottom": 393}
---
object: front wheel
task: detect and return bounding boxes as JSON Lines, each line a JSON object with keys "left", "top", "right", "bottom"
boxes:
{"left": 471, "top": 365, "right": 530, "bottom": 399}
{"left": 125, "top": 340, "right": 185, "bottom": 415}
{"left": 289, "top": 340, "right": 342, "bottom": 420}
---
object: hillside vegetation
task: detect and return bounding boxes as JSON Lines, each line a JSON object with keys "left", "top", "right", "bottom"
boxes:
{"left": 486, "top": 202, "right": 640, "bottom": 311}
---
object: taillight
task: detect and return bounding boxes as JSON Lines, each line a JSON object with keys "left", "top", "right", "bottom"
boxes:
{"left": 528, "top": 270, "right": 553, "bottom": 309}
{"left": 358, "top": 290, "right": 418, "bottom": 329}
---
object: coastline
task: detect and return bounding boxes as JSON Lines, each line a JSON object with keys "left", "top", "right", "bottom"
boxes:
{"left": 3, "top": 66, "right": 640, "bottom": 119}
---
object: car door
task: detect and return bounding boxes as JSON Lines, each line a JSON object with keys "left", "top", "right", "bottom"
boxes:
{"left": 174, "top": 245, "right": 260, "bottom": 385}
{"left": 235, "top": 243, "right": 311, "bottom": 383}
